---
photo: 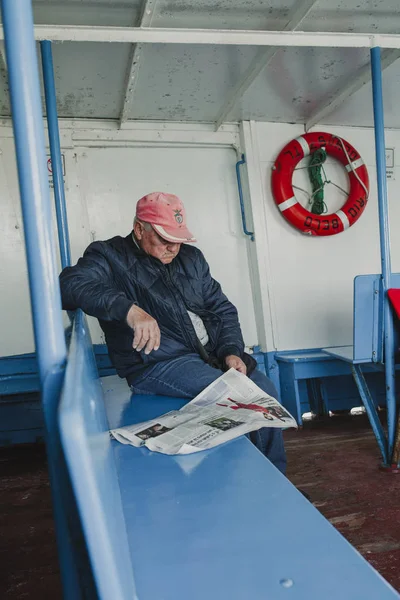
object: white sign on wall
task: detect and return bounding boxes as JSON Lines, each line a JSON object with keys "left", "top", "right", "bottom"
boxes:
{"left": 47, "top": 154, "right": 66, "bottom": 187}
{"left": 385, "top": 148, "right": 395, "bottom": 180}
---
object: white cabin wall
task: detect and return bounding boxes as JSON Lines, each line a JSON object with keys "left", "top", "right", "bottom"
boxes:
{"left": 243, "top": 120, "right": 400, "bottom": 352}
{"left": 0, "top": 121, "right": 259, "bottom": 356}
{"left": 3, "top": 117, "right": 400, "bottom": 359}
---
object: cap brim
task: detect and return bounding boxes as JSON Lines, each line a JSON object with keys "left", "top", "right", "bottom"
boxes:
{"left": 153, "top": 223, "right": 197, "bottom": 243}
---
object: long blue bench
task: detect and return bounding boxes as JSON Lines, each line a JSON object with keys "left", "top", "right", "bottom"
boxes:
{"left": 58, "top": 310, "right": 399, "bottom": 599}
{"left": 0, "top": 346, "right": 116, "bottom": 446}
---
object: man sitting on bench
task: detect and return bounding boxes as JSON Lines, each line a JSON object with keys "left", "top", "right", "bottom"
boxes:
{"left": 59, "top": 192, "right": 286, "bottom": 473}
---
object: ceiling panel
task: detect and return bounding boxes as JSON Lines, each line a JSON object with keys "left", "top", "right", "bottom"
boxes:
{"left": 152, "top": 0, "right": 297, "bottom": 31}
{"left": 319, "top": 58, "right": 400, "bottom": 129}
{"left": 0, "top": 55, "right": 10, "bottom": 115}
{"left": 233, "top": 46, "right": 370, "bottom": 124}
{"left": 0, "top": 0, "right": 399, "bottom": 126}
{"left": 49, "top": 42, "right": 131, "bottom": 119}
{"left": 32, "top": 0, "right": 141, "bottom": 27}
{"left": 129, "top": 43, "right": 260, "bottom": 121}
{"left": 302, "top": 0, "right": 400, "bottom": 34}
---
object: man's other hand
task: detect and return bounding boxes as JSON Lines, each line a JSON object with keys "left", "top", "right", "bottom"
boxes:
{"left": 126, "top": 305, "right": 161, "bottom": 355}
{"left": 225, "top": 355, "right": 247, "bottom": 375}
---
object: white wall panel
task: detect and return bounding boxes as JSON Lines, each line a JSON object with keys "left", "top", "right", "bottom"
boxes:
{"left": 0, "top": 126, "right": 258, "bottom": 355}
{"left": 0, "top": 138, "right": 34, "bottom": 355}
{"left": 0, "top": 137, "right": 88, "bottom": 355}
{"left": 76, "top": 144, "right": 258, "bottom": 346}
{"left": 3, "top": 117, "right": 400, "bottom": 358}
{"left": 248, "top": 121, "right": 400, "bottom": 351}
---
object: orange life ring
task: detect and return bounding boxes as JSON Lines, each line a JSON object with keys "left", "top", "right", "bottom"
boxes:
{"left": 271, "top": 132, "right": 369, "bottom": 236}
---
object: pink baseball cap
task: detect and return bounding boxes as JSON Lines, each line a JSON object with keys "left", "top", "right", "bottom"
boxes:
{"left": 136, "top": 192, "right": 196, "bottom": 243}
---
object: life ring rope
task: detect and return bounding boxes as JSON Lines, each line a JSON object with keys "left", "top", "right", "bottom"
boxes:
{"left": 271, "top": 132, "right": 369, "bottom": 237}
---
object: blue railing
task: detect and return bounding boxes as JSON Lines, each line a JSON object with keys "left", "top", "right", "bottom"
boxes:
{"left": 59, "top": 310, "right": 137, "bottom": 600}
{"left": 235, "top": 154, "right": 255, "bottom": 241}
{"left": 41, "top": 40, "right": 71, "bottom": 270}
{"left": 1, "top": 0, "right": 79, "bottom": 596}
{"left": 370, "top": 46, "right": 397, "bottom": 461}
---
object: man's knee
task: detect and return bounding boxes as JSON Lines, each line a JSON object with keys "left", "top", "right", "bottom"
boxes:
{"left": 250, "top": 369, "right": 279, "bottom": 399}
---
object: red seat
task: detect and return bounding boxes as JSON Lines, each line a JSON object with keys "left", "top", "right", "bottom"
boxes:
{"left": 388, "top": 289, "right": 400, "bottom": 319}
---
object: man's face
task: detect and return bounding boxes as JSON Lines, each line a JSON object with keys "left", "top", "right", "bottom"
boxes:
{"left": 134, "top": 221, "right": 182, "bottom": 264}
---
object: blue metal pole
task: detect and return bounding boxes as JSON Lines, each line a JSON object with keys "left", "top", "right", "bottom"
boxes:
{"left": 236, "top": 154, "right": 255, "bottom": 241}
{"left": 41, "top": 40, "right": 71, "bottom": 269}
{"left": 1, "top": 1, "right": 82, "bottom": 597}
{"left": 370, "top": 46, "right": 396, "bottom": 461}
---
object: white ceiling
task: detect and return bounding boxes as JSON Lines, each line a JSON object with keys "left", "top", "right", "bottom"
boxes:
{"left": 1, "top": 0, "right": 400, "bottom": 127}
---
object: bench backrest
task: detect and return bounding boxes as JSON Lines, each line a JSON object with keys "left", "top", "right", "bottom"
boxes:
{"left": 59, "top": 310, "right": 137, "bottom": 600}
{"left": 353, "top": 273, "right": 400, "bottom": 363}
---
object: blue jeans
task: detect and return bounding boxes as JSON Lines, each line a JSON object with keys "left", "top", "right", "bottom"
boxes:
{"left": 130, "top": 354, "right": 287, "bottom": 474}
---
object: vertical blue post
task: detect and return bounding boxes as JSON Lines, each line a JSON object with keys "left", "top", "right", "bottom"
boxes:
{"left": 370, "top": 46, "right": 396, "bottom": 461}
{"left": 41, "top": 40, "right": 71, "bottom": 269}
{"left": 1, "top": 1, "right": 81, "bottom": 597}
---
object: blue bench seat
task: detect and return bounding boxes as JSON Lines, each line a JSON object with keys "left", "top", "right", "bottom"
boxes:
{"left": 275, "top": 274, "right": 400, "bottom": 425}
{"left": 59, "top": 312, "right": 399, "bottom": 600}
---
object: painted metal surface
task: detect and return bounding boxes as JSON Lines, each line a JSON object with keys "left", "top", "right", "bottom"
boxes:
{"left": 235, "top": 153, "right": 254, "bottom": 241}
{"left": 44, "top": 41, "right": 131, "bottom": 119}
{"left": 29, "top": 0, "right": 400, "bottom": 35}
{"left": 247, "top": 121, "right": 388, "bottom": 353}
{"left": 58, "top": 309, "right": 400, "bottom": 599}
{"left": 352, "top": 363, "right": 388, "bottom": 463}
{"left": 0, "top": 1, "right": 399, "bottom": 125}
{"left": 0, "top": 345, "right": 115, "bottom": 396}
{"left": 214, "top": 0, "right": 319, "bottom": 130}
{"left": 119, "top": 0, "right": 158, "bottom": 127}
{"left": 78, "top": 144, "right": 259, "bottom": 347}
{"left": 2, "top": 25, "right": 400, "bottom": 48}
{"left": 1, "top": 3, "right": 66, "bottom": 381}
{"left": 0, "top": 123, "right": 252, "bottom": 357}
{"left": 306, "top": 49, "right": 400, "bottom": 130}
{"left": 41, "top": 40, "right": 71, "bottom": 269}
{"left": 59, "top": 311, "right": 137, "bottom": 600}
{"left": 322, "top": 270, "right": 400, "bottom": 463}
{"left": 321, "top": 58, "right": 400, "bottom": 128}
{"left": 0, "top": 2, "right": 81, "bottom": 597}
{"left": 103, "top": 375, "right": 399, "bottom": 599}
{"left": 322, "top": 274, "right": 390, "bottom": 365}
{"left": 370, "top": 46, "right": 397, "bottom": 459}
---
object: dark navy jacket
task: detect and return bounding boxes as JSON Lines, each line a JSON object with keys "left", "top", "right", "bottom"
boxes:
{"left": 59, "top": 234, "right": 244, "bottom": 384}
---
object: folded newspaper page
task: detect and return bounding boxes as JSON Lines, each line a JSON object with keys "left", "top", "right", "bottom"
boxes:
{"left": 110, "top": 368, "right": 297, "bottom": 455}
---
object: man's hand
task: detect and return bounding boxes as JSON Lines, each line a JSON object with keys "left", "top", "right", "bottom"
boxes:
{"left": 225, "top": 355, "right": 247, "bottom": 375}
{"left": 126, "top": 305, "right": 161, "bottom": 355}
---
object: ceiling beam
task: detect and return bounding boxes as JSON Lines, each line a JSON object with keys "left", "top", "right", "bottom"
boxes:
{"left": 306, "top": 48, "right": 400, "bottom": 130}
{"left": 5, "top": 26, "right": 400, "bottom": 49}
{"left": 119, "top": 0, "right": 158, "bottom": 128}
{"left": 0, "top": 42, "right": 7, "bottom": 71}
{"left": 214, "top": 0, "right": 319, "bottom": 131}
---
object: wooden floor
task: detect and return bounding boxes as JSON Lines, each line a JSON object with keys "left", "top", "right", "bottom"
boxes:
{"left": 286, "top": 413, "right": 400, "bottom": 591}
{"left": 1, "top": 413, "right": 399, "bottom": 598}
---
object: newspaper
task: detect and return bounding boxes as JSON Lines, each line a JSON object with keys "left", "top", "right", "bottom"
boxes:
{"left": 110, "top": 368, "right": 297, "bottom": 455}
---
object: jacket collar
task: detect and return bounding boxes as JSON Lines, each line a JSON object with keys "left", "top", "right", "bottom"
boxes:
{"left": 124, "top": 232, "right": 174, "bottom": 274}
